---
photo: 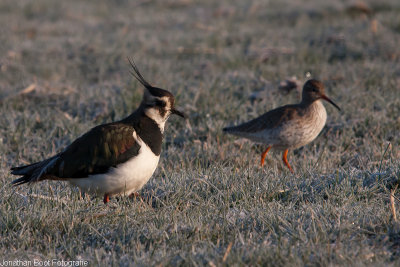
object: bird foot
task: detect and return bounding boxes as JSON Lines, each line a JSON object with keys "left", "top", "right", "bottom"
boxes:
{"left": 129, "top": 192, "right": 141, "bottom": 199}
{"left": 103, "top": 194, "right": 110, "bottom": 204}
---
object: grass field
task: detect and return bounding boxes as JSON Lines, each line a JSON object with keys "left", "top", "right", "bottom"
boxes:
{"left": 1, "top": 0, "right": 400, "bottom": 265}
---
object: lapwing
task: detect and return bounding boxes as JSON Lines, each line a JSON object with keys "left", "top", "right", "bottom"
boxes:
{"left": 10, "top": 59, "right": 185, "bottom": 203}
{"left": 223, "top": 79, "right": 340, "bottom": 173}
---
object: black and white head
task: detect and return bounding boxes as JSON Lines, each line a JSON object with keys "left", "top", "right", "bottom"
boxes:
{"left": 129, "top": 58, "right": 185, "bottom": 131}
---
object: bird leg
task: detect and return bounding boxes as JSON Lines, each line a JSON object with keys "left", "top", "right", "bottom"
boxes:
{"left": 103, "top": 194, "right": 110, "bottom": 204}
{"left": 129, "top": 192, "right": 140, "bottom": 199}
{"left": 129, "top": 192, "right": 147, "bottom": 203}
{"left": 260, "top": 146, "right": 271, "bottom": 167}
{"left": 282, "top": 149, "right": 294, "bottom": 173}
{"left": 129, "top": 192, "right": 152, "bottom": 208}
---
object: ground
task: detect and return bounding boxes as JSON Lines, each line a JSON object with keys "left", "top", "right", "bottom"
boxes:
{"left": 1, "top": 0, "right": 400, "bottom": 265}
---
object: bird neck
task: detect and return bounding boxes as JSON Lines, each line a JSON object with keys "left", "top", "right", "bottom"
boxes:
{"left": 300, "top": 97, "right": 317, "bottom": 107}
{"left": 303, "top": 99, "right": 327, "bottom": 118}
{"left": 120, "top": 107, "right": 164, "bottom": 156}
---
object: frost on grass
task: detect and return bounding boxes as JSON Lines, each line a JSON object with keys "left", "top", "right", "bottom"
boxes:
{"left": 1, "top": 0, "right": 400, "bottom": 265}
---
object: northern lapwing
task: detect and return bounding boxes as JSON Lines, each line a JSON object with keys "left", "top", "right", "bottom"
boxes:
{"left": 223, "top": 79, "right": 340, "bottom": 173}
{"left": 10, "top": 59, "right": 185, "bottom": 203}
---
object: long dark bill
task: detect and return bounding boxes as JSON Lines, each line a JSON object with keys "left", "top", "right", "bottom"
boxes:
{"left": 171, "top": 108, "right": 185, "bottom": 118}
{"left": 321, "top": 95, "right": 341, "bottom": 111}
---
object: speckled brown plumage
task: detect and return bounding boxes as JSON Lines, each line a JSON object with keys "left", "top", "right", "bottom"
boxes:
{"left": 224, "top": 79, "right": 340, "bottom": 173}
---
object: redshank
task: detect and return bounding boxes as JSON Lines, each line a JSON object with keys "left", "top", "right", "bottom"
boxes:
{"left": 223, "top": 79, "right": 340, "bottom": 173}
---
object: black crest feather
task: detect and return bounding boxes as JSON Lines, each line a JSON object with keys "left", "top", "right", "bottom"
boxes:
{"left": 128, "top": 57, "right": 173, "bottom": 98}
{"left": 128, "top": 57, "right": 152, "bottom": 89}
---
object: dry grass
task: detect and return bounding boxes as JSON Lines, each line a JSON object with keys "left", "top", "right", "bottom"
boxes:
{"left": 1, "top": 0, "right": 400, "bottom": 265}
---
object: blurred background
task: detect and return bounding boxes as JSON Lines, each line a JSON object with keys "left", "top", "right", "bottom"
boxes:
{"left": 0, "top": 0, "right": 399, "bottom": 265}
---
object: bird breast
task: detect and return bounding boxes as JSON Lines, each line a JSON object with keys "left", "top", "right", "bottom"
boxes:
{"left": 277, "top": 100, "right": 327, "bottom": 149}
{"left": 253, "top": 100, "right": 327, "bottom": 149}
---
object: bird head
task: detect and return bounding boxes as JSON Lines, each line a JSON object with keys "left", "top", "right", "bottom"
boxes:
{"left": 128, "top": 58, "right": 185, "bottom": 130}
{"left": 302, "top": 79, "right": 340, "bottom": 111}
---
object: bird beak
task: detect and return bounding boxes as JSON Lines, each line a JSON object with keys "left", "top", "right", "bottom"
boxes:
{"left": 171, "top": 108, "right": 186, "bottom": 118}
{"left": 321, "top": 95, "right": 341, "bottom": 111}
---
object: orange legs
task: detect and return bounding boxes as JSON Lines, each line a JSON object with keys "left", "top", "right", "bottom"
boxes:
{"left": 260, "top": 146, "right": 271, "bottom": 167}
{"left": 259, "top": 147, "right": 294, "bottom": 173}
{"left": 282, "top": 149, "right": 294, "bottom": 173}
{"left": 103, "top": 194, "right": 110, "bottom": 204}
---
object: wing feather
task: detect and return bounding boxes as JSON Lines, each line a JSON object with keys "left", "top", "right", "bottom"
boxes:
{"left": 55, "top": 123, "right": 141, "bottom": 178}
{"left": 224, "top": 104, "right": 302, "bottom": 133}
{"left": 11, "top": 122, "right": 141, "bottom": 183}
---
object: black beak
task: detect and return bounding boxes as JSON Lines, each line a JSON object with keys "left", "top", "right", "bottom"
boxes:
{"left": 171, "top": 108, "right": 186, "bottom": 118}
{"left": 321, "top": 95, "right": 341, "bottom": 111}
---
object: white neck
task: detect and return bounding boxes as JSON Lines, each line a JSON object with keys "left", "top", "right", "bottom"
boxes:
{"left": 144, "top": 108, "right": 167, "bottom": 133}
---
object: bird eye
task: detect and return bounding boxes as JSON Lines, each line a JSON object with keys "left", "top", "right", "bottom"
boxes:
{"left": 156, "top": 100, "right": 166, "bottom": 107}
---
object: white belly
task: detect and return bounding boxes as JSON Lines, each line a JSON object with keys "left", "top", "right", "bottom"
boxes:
{"left": 67, "top": 139, "right": 160, "bottom": 197}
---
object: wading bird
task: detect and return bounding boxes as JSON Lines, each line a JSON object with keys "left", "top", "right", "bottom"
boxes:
{"left": 223, "top": 79, "right": 340, "bottom": 173}
{"left": 11, "top": 59, "right": 185, "bottom": 203}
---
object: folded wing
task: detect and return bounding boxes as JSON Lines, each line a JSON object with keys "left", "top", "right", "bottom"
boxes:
{"left": 11, "top": 123, "right": 140, "bottom": 185}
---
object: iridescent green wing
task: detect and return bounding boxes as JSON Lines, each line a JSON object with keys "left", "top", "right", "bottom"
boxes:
{"left": 50, "top": 123, "right": 141, "bottom": 178}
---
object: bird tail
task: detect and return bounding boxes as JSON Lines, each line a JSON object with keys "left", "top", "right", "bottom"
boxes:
{"left": 223, "top": 126, "right": 236, "bottom": 133}
{"left": 10, "top": 175, "right": 32, "bottom": 186}
{"left": 11, "top": 164, "right": 40, "bottom": 185}
{"left": 10, "top": 156, "right": 58, "bottom": 185}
